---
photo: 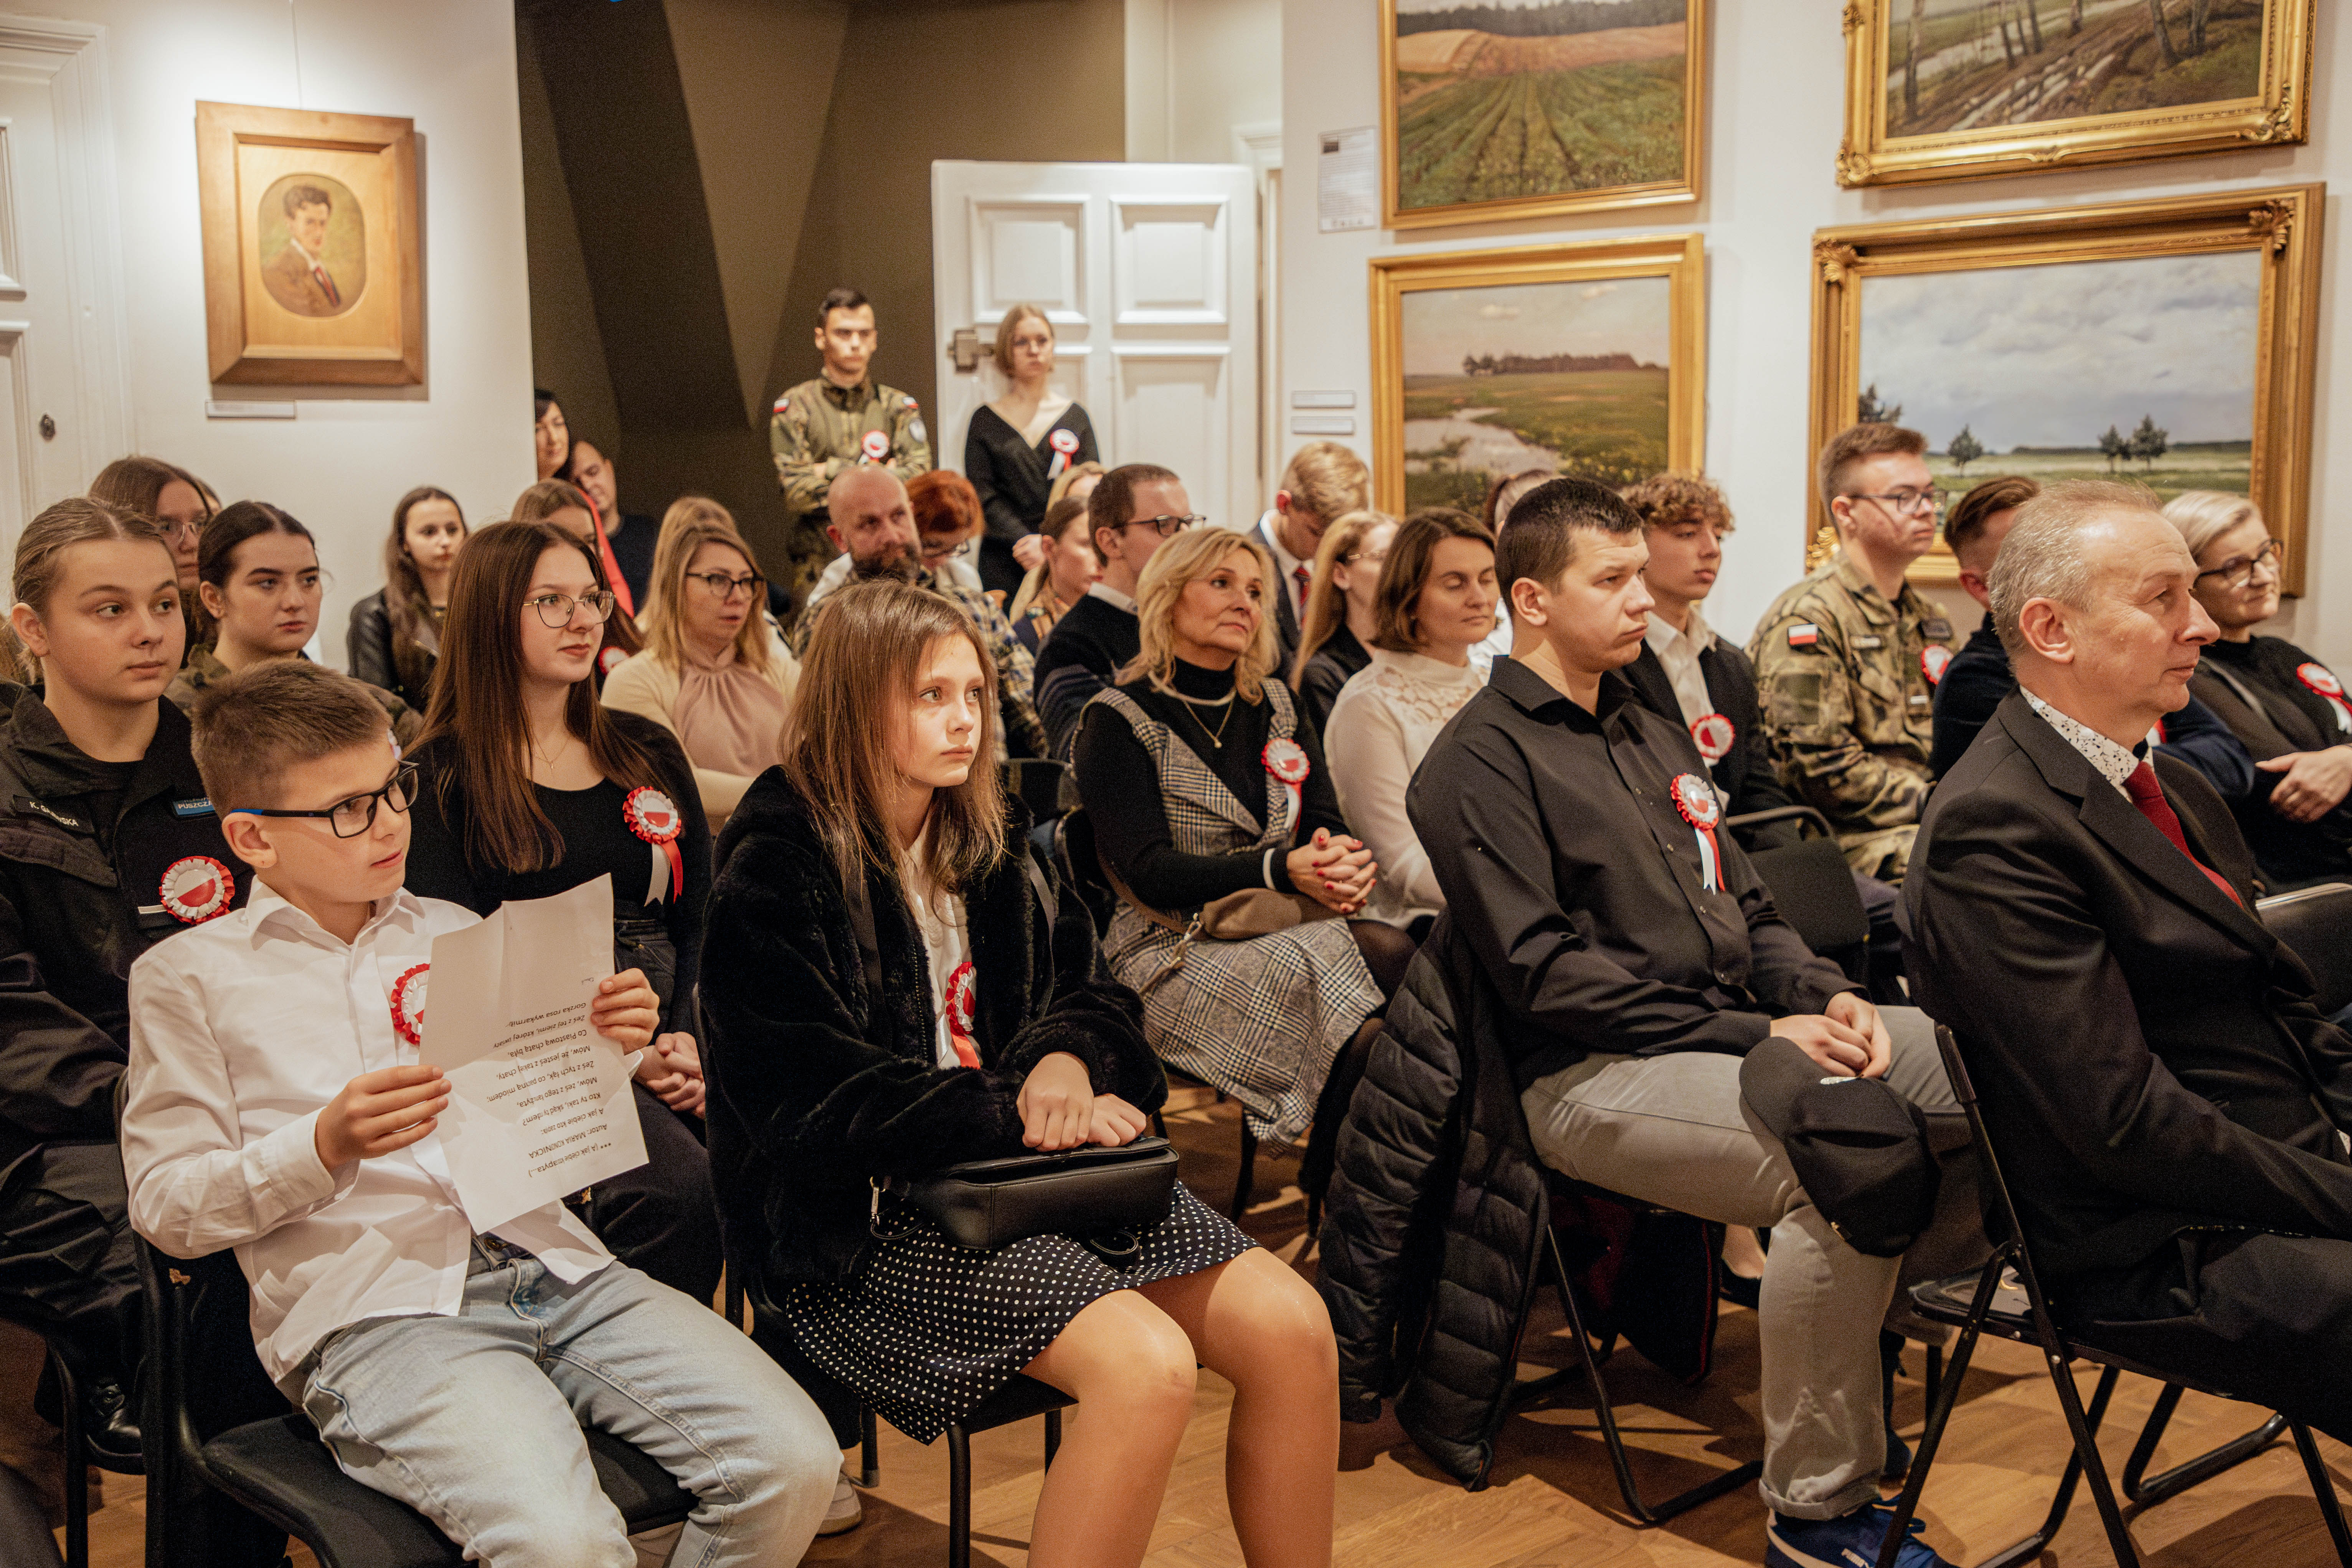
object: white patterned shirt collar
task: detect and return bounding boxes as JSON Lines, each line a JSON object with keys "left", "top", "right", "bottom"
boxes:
{"left": 2024, "top": 689, "right": 2137, "bottom": 797}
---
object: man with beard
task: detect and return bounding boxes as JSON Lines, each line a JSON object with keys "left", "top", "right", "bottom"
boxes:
{"left": 801, "top": 466, "right": 1044, "bottom": 758}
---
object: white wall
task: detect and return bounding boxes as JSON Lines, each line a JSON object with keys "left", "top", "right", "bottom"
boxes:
{"left": 31, "top": 0, "right": 535, "bottom": 665}
{"left": 1128, "top": 0, "right": 1282, "bottom": 163}
{"left": 1282, "top": 0, "right": 2349, "bottom": 657}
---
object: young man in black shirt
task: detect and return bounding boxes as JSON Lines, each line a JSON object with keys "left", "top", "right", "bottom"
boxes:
{"left": 1409, "top": 477, "right": 1975, "bottom": 1568}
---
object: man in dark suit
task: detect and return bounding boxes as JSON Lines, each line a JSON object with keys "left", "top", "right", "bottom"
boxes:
{"left": 1908, "top": 479, "right": 2352, "bottom": 1439}
{"left": 1251, "top": 441, "right": 1368, "bottom": 675}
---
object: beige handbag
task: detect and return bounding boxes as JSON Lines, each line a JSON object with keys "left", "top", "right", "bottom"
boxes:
{"left": 1098, "top": 852, "right": 1337, "bottom": 994}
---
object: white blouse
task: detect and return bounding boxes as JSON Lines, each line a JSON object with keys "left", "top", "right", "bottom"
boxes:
{"left": 901, "top": 835, "right": 973, "bottom": 1069}
{"left": 1323, "top": 647, "right": 1492, "bottom": 929}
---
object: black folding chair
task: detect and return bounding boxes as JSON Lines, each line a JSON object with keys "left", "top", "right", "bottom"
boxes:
{"left": 2257, "top": 881, "right": 2352, "bottom": 1014}
{"left": 1728, "top": 806, "right": 1870, "bottom": 959}
{"left": 1505, "top": 1180, "right": 1762, "bottom": 1526}
{"left": 1873, "top": 1024, "right": 2352, "bottom": 1568}
{"left": 16, "top": 1326, "right": 142, "bottom": 1568}
{"left": 138, "top": 1240, "right": 694, "bottom": 1568}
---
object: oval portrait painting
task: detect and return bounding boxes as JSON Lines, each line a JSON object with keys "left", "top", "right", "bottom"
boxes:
{"left": 256, "top": 171, "right": 365, "bottom": 319}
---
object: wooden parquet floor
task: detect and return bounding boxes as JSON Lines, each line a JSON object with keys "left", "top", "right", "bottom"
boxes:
{"left": 71, "top": 1083, "right": 2352, "bottom": 1567}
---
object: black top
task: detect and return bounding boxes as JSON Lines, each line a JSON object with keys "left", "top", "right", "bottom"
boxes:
{"left": 1252, "top": 522, "right": 1306, "bottom": 675}
{"left": 0, "top": 694, "right": 254, "bottom": 1166}
{"left": 1909, "top": 690, "right": 2352, "bottom": 1278}
{"left": 1034, "top": 591, "right": 1140, "bottom": 761}
{"left": 1296, "top": 626, "right": 1370, "bottom": 741}
{"left": 2189, "top": 635, "right": 2352, "bottom": 885}
{"left": 403, "top": 713, "right": 710, "bottom": 1036}
{"left": 603, "top": 511, "right": 659, "bottom": 612}
{"left": 345, "top": 589, "right": 442, "bottom": 711}
{"left": 1074, "top": 659, "right": 1347, "bottom": 911}
{"left": 963, "top": 403, "right": 1099, "bottom": 545}
{"left": 1620, "top": 637, "right": 1800, "bottom": 850}
{"left": 1410, "top": 659, "right": 1854, "bottom": 1088}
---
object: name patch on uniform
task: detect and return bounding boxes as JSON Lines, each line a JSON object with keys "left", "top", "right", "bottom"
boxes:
{"left": 1923, "top": 618, "right": 1953, "bottom": 640}
{"left": 172, "top": 797, "right": 216, "bottom": 819}
{"left": 1854, "top": 635, "right": 1883, "bottom": 650}
{"left": 1788, "top": 623, "right": 1820, "bottom": 648}
{"left": 13, "top": 796, "right": 82, "bottom": 831}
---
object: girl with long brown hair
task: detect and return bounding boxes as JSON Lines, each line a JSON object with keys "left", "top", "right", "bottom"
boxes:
{"left": 1287, "top": 508, "right": 1397, "bottom": 736}
{"left": 704, "top": 579, "right": 1337, "bottom": 1568}
{"left": 89, "top": 454, "right": 218, "bottom": 660}
{"left": 513, "top": 477, "right": 643, "bottom": 660}
{"left": 346, "top": 485, "right": 467, "bottom": 709}
{"left": 402, "top": 519, "right": 720, "bottom": 1304}
{"left": 601, "top": 497, "right": 800, "bottom": 825}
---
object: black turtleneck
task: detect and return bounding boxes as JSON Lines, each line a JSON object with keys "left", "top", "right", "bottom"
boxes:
{"left": 1074, "top": 657, "right": 1349, "bottom": 912}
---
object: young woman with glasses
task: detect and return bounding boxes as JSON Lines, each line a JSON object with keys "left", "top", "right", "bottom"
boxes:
{"left": 165, "top": 501, "right": 419, "bottom": 746}
{"left": 89, "top": 454, "right": 218, "bottom": 663}
{"left": 2166, "top": 490, "right": 2352, "bottom": 886}
{"left": 403, "top": 519, "right": 723, "bottom": 1303}
{"left": 1288, "top": 509, "right": 1398, "bottom": 737}
{"left": 602, "top": 497, "right": 801, "bottom": 828}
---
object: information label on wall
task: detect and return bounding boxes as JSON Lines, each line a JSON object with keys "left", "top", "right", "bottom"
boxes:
{"left": 1317, "top": 128, "right": 1378, "bottom": 233}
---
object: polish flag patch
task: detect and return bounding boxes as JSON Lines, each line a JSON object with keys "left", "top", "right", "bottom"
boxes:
{"left": 1787, "top": 623, "right": 1820, "bottom": 648}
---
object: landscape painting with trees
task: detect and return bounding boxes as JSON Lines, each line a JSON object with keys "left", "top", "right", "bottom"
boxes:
{"left": 1383, "top": 0, "right": 1703, "bottom": 226}
{"left": 1857, "top": 251, "right": 2260, "bottom": 508}
{"left": 1839, "top": 0, "right": 2310, "bottom": 185}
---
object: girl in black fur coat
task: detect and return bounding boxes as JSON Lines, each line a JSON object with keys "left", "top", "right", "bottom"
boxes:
{"left": 703, "top": 581, "right": 1340, "bottom": 1568}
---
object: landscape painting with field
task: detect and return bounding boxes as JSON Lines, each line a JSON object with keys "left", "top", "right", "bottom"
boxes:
{"left": 1881, "top": 0, "right": 2266, "bottom": 139}
{"left": 1399, "top": 275, "right": 1670, "bottom": 512}
{"left": 1856, "top": 251, "right": 2259, "bottom": 515}
{"left": 1390, "top": 0, "right": 1692, "bottom": 221}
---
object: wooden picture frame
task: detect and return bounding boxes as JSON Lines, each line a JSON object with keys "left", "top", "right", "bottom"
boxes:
{"left": 1368, "top": 233, "right": 1706, "bottom": 516}
{"left": 1380, "top": 0, "right": 1705, "bottom": 230}
{"left": 1839, "top": 0, "right": 2314, "bottom": 188}
{"left": 196, "top": 101, "right": 421, "bottom": 386}
{"left": 1805, "top": 184, "right": 2324, "bottom": 591}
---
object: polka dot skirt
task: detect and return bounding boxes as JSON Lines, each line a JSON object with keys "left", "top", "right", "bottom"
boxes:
{"left": 781, "top": 1183, "right": 1254, "bottom": 1443}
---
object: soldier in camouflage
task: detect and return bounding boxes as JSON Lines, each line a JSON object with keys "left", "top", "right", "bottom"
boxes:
{"left": 1748, "top": 423, "right": 1959, "bottom": 883}
{"left": 769, "top": 286, "right": 933, "bottom": 611}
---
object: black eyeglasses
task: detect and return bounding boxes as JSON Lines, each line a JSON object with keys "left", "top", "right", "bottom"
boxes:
{"left": 687, "top": 571, "right": 765, "bottom": 602}
{"left": 1843, "top": 487, "right": 1948, "bottom": 518}
{"left": 1126, "top": 513, "right": 1205, "bottom": 537}
{"left": 235, "top": 763, "right": 418, "bottom": 839}
{"left": 2195, "top": 538, "right": 2283, "bottom": 590}
{"left": 524, "top": 589, "right": 617, "bottom": 627}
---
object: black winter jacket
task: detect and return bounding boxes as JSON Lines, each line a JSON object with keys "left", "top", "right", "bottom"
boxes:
{"left": 344, "top": 589, "right": 438, "bottom": 711}
{"left": 700, "top": 770, "right": 1166, "bottom": 1298}
{"left": 0, "top": 693, "right": 253, "bottom": 1170}
{"left": 1317, "top": 915, "right": 1548, "bottom": 1487}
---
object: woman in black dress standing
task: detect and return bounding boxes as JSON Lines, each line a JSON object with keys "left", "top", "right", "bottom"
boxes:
{"left": 703, "top": 580, "right": 1338, "bottom": 1568}
{"left": 963, "top": 303, "right": 1098, "bottom": 601}
{"left": 402, "top": 519, "right": 720, "bottom": 1304}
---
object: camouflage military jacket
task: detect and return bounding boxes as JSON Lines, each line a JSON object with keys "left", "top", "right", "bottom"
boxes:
{"left": 768, "top": 376, "right": 933, "bottom": 518}
{"left": 792, "top": 567, "right": 1048, "bottom": 760}
{"left": 1745, "top": 552, "right": 1958, "bottom": 882}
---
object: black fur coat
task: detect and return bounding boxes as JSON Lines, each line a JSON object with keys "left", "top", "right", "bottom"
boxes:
{"left": 701, "top": 769, "right": 1166, "bottom": 1298}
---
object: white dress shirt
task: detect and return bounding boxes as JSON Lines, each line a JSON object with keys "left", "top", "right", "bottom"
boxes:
{"left": 122, "top": 883, "right": 611, "bottom": 1386}
{"left": 2023, "top": 689, "right": 2136, "bottom": 798}
{"left": 1086, "top": 580, "right": 1137, "bottom": 614}
{"left": 1323, "top": 648, "right": 1491, "bottom": 928}
{"left": 1644, "top": 606, "right": 1717, "bottom": 728}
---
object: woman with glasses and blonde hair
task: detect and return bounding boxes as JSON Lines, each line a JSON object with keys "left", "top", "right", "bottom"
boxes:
{"left": 1073, "top": 527, "right": 1402, "bottom": 1198}
{"left": 965, "top": 304, "right": 1100, "bottom": 600}
{"left": 1289, "top": 509, "right": 1397, "bottom": 736}
{"left": 601, "top": 497, "right": 799, "bottom": 826}
{"left": 403, "top": 519, "right": 722, "bottom": 1304}
{"left": 2166, "top": 489, "right": 2352, "bottom": 886}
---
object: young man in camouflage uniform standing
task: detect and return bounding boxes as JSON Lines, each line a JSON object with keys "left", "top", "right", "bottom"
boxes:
{"left": 770, "top": 286, "right": 933, "bottom": 610}
{"left": 1749, "top": 423, "right": 1959, "bottom": 883}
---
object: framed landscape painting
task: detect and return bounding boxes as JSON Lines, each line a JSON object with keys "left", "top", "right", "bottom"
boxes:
{"left": 1805, "top": 185, "right": 2323, "bottom": 591}
{"left": 1839, "top": 0, "right": 2314, "bottom": 187}
{"left": 1381, "top": 0, "right": 1705, "bottom": 229}
{"left": 1368, "top": 234, "right": 1705, "bottom": 517}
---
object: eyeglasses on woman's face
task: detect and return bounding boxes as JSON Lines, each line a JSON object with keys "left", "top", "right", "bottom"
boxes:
{"left": 2195, "top": 538, "right": 2283, "bottom": 591}
{"left": 687, "top": 570, "right": 765, "bottom": 602}
{"left": 236, "top": 762, "right": 419, "bottom": 839}
{"left": 524, "top": 589, "right": 616, "bottom": 627}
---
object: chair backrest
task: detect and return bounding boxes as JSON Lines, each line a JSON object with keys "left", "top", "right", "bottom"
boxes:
{"left": 1005, "top": 758, "right": 1069, "bottom": 824}
{"left": 1744, "top": 836, "right": 1869, "bottom": 953}
{"left": 1051, "top": 807, "right": 1118, "bottom": 936}
{"left": 2256, "top": 881, "right": 2352, "bottom": 1016}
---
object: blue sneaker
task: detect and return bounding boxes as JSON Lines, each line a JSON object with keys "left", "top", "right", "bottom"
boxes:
{"left": 1766, "top": 1501, "right": 1953, "bottom": 1568}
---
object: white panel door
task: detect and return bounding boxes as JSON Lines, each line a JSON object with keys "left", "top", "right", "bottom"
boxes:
{"left": 932, "top": 160, "right": 1259, "bottom": 535}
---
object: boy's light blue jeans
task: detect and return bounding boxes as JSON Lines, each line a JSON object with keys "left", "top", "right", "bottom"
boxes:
{"left": 299, "top": 1242, "right": 835, "bottom": 1568}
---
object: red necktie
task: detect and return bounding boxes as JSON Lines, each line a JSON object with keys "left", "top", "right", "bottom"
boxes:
{"left": 1294, "top": 563, "right": 1311, "bottom": 617}
{"left": 311, "top": 264, "right": 340, "bottom": 308}
{"left": 2126, "top": 761, "right": 2241, "bottom": 906}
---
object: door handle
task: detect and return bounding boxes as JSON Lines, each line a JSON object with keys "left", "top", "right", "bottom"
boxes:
{"left": 946, "top": 327, "right": 985, "bottom": 374}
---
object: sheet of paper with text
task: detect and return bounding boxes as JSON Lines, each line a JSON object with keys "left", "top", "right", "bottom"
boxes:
{"left": 418, "top": 874, "right": 647, "bottom": 1232}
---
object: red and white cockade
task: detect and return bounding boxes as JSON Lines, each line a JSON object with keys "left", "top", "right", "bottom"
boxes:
{"left": 390, "top": 963, "right": 429, "bottom": 1047}
{"left": 1921, "top": 645, "right": 1952, "bottom": 687}
{"left": 1689, "top": 711, "right": 1735, "bottom": 764}
{"left": 2298, "top": 663, "right": 2352, "bottom": 733}
{"left": 944, "top": 959, "right": 981, "bottom": 1069}
{"left": 159, "top": 855, "right": 234, "bottom": 925}
{"left": 1264, "top": 736, "right": 1309, "bottom": 830}
{"left": 1046, "top": 426, "right": 1080, "bottom": 479}
{"left": 624, "top": 786, "right": 686, "bottom": 903}
{"left": 1670, "top": 772, "right": 1725, "bottom": 894}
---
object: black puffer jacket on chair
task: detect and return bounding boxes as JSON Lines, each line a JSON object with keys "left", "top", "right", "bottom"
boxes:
{"left": 1315, "top": 914, "right": 1549, "bottom": 1489}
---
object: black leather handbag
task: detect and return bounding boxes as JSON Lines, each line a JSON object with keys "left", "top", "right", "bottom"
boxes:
{"left": 877, "top": 1137, "right": 1180, "bottom": 1255}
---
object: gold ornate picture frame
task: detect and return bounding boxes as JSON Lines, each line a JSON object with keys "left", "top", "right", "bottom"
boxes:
{"left": 1380, "top": 0, "right": 1705, "bottom": 229}
{"left": 1838, "top": 0, "right": 2312, "bottom": 188}
{"left": 1806, "top": 185, "right": 2323, "bottom": 591}
{"left": 1368, "top": 233, "right": 1705, "bottom": 516}
{"left": 197, "top": 101, "right": 423, "bottom": 386}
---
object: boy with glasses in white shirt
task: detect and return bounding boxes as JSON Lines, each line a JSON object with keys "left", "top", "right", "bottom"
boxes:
{"left": 120, "top": 660, "right": 836, "bottom": 1568}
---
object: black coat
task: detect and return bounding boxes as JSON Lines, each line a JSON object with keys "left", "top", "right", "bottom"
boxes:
{"left": 0, "top": 694, "right": 253, "bottom": 1169}
{"left": 344, "top": 589, "right": 438, "bottom": 711}
{"left": 1906, "top": 691, "right": 2352, "bottom": 1282}
{"left": 1620, "top": 639, "right": 1801, "bottom": 849}
{"left": 700, "top": 770, "right": 1165, "bottom": 1296}
{"left": 1317, "top": 916, "right": 1548, "bottom": 1487}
